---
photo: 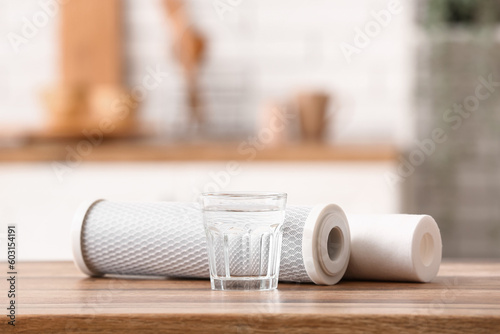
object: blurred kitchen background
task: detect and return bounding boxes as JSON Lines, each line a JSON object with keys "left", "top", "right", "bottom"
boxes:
{"left": 0, "top": 0, "right": 498, "bottom": 261}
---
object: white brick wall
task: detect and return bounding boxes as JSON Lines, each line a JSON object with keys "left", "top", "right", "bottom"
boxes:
{"left": 0, "top": 0, "right": 415, "bottom": 143}
{"left": 0, "top": 0, "right": 57, "bottom": 126}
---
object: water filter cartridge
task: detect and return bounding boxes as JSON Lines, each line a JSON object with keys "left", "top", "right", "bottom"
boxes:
{"left": 72, "top": 200, "right": 351, "bottom": 285}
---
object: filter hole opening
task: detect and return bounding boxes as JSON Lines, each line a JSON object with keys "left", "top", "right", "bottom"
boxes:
{"left": 420, "top": 233, "right": 434, "bottom": 267}
{"left": 327, "top": 227, "right": 343, "bottom": 262}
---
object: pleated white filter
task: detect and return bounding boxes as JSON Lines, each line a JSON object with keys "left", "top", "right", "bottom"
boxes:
{"left": 345, "top": 214, "right": 442, "bottom": 282}
{"left": 72, "top": 200, "right": 351, "bottom": 285}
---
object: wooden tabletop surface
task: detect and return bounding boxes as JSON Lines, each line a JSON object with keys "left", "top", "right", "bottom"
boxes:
{"left": 5, "top": 261, "right": 500, "bottom": 333}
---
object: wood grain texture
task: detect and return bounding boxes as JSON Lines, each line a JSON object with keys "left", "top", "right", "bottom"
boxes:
{"left": 0, "top": 142, "right": 397, "bottom": 162}
{"left": 2, "top": 261, "right": 500, "bottom": 333}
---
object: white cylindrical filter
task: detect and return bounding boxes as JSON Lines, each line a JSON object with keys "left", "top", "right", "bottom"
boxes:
{"left": 344, "top": 214, "right": 442, "bottom": 282}
{"left": 72, "top": 200, "right": 350, "bottom": 285}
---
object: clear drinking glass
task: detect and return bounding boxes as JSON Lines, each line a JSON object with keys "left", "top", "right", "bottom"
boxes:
{"left": 201, "top": 192, "right": 287, "bottom": 291}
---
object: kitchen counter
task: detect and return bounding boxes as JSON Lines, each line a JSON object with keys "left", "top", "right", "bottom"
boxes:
{"left": 0, "top": 141, "right": 397, "bottom": 162}
{"left": 9, "top": 261, "right": 500, "bottom": 333}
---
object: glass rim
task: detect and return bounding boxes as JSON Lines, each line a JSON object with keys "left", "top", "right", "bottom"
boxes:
{"left": 201, "top": 191, "right": 287, "bottom": 200}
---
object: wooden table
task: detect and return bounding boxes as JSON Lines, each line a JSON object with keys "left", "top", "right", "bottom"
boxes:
{"left": 7, "top": 261, "right": 500, "bottom": 333}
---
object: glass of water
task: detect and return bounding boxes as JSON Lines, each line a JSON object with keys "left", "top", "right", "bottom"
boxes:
{"left": 201, "top": 192, "right": 287, "bottom": 291}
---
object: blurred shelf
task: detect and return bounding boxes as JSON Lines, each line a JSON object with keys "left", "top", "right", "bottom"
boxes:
{"left": 0, "top": 141, "right": 398, "bottom": 162}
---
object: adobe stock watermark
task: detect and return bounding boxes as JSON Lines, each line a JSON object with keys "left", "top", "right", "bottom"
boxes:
{"left": 51, "top": 65, "right": 169, "bottom": 182}
{"left": 213, "top": 0, "right": 244, "bottom": 21}
{"left": 339, "top": 0, "right": 403, "bottom": 64}
{"left": 6, "top": 0, "right": 69, "bottom": 54}
{"left": 64, "top": 279, "right": 126, "bottom": 333}
{"left": 417, "top": 277, "right": 464, "bottom": 333}
{"left": 191, "top": 105, "right": 295, "bottom": 198}
{"left": 385, "top": 74, "right": 500, "bottom": 188}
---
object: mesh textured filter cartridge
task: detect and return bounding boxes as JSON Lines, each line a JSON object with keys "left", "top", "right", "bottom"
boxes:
{"left": 72, "top": 200, "right": 351, "bottom": 285}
